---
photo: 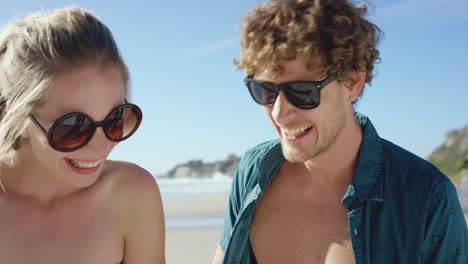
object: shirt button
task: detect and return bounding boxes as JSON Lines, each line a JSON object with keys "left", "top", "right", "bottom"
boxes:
{"left": 399, "top": 228, "right": 405, "bottom": 235}
{"left": 240, "top": 229, "right": 246, "bottom": 236}
{"left": 456, "top": 248, "right": 462, "bottom": 256}
{"left": 252, "top": 193, "right": 259, "bottom": 200}
{"left": 379, "top": 243, "right": 387, "bottom": 251}
{"left": 432, "top": 235, "right": 440, "bottom": 242}
{"left": 450, "top": 208, "right": 456, "bottom": 215}
{"left": 419, "top": 208, "right": 426, "bottom": 215}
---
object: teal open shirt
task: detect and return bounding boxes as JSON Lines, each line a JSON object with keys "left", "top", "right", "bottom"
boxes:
{"left": 219, "top": 113, "right": 468, "bottom": 264}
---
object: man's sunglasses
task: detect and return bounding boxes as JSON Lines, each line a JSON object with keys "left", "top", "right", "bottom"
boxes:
{"left": 29, "top": 103, "right": 142, "bottom": 152}
{"left": 244, "top": 74, "right": 337, "bottom": 109}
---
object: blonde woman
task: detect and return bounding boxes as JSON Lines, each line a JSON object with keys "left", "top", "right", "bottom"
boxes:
{"left": 0, "top": 6, "right": 165, "bottom": 264}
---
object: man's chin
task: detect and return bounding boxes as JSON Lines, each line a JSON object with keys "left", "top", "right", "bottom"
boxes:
{"left": 281, "top": 143, "right": 310, "bottom": 163}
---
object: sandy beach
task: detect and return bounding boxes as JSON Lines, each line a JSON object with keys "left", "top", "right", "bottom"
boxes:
{"left": 166, "top": 226, "right": 221, "bottom": 263}
{"left": 163, "top": 194, "right": 228, "bottom": 263}
{"left": 163, "top": 194, "right": 229, "bottom": 218}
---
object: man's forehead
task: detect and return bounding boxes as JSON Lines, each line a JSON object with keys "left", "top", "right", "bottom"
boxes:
{"left": 255, "top": 56, "right": 325, "bottom": 82}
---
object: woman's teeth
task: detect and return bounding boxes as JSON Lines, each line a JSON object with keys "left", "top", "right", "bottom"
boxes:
{"left": 68, "top": 159, "right": 101, "bottom": 168}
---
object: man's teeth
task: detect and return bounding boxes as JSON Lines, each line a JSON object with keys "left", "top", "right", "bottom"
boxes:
{"left": 69, "top": 159, "right": 101, "bottom": 169}
{"left": 284, "top": 126, "right": 311, "bottom": 136}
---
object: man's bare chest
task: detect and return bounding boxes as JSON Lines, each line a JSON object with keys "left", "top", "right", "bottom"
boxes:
{"left": 249, "top": 182, "right": 355, "bottom": 264}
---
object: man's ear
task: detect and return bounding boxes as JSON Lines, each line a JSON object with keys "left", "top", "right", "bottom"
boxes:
{"left": 344, "top": 71, "right": 366, "bottom": 103}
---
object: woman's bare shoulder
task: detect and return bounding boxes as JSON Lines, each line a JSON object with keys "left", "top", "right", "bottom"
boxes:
{"left": 101, "top": 160, "right": 156, "bottom": 186}
{"left": 98, "top": 161, "right": 165, "bottom": 262}
{"left": 99, "top": 160, "right": 162, "bottom": 212}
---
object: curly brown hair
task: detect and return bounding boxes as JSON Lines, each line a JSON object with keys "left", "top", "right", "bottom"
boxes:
{"left": 236, "top": 0, "right": 382, "bottom": 99}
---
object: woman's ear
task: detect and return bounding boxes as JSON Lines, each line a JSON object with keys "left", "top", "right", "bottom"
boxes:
{"left": 344, "top": 71, "right": 366, "bottom": 102}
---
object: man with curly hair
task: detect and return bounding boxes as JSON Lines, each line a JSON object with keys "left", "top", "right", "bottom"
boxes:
{"left": 212, "top": 0, "right": 468, "bottom": 263}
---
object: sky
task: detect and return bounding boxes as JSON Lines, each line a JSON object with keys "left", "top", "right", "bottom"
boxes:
{"left": 1, "top": 0, "right": 467, "bottom": 176}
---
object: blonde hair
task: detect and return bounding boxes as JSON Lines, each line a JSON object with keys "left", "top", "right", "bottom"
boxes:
{"left": 0, "top": 5, "right": 130, "bottom": 165}
{"left": 236, "top": 0, "right": 381, "bottom": 98}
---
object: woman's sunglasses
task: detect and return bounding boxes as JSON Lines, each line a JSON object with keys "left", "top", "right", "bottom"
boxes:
{"left": 29, "top": 103, "right": 142, "bottom": 152}
{"left": 244, "top": 74, "right": 337, "bottom": 109}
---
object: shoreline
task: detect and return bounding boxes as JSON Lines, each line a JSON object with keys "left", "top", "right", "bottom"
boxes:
{"left": 163, "top": 194, "right": 227, "bottom": 263}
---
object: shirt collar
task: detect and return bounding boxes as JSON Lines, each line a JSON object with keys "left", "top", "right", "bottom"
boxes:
{"left": 343, "top": 112, "right": 384, "bottom": 209}
{"left": 258, "top": 142, "right": 284, "bottom": 192}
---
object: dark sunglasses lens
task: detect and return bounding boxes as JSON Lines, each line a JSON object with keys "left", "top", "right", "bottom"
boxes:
{"left": 104, "top": 105, "right": 142, "bottom": 141}
{"left": 285, "top": 83, "right": 320, "bottom": 109}
{"left": 248, "top": 81, "right": 277, "bottom": 106}
{"left": 50, "top": 114, "right": 93, "bottom": 150}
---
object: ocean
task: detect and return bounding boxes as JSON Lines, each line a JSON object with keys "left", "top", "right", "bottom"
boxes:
{"left": 159, "top": 176, "right": 232, "bottom": 228}
{"left": 158, "top": 176, "right": 233, "bottom": 201}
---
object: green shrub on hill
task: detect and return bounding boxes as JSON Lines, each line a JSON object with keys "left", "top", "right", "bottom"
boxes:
{"left": 427, "top": 125, "right": 468, "bottom": 183}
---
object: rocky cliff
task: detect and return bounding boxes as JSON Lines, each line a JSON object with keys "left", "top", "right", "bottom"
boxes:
{"left": 157, "top": 154, "right": 240, "bottom": 178}
{"left": 428, "top": 125, "right": 468, "bottom": 183}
